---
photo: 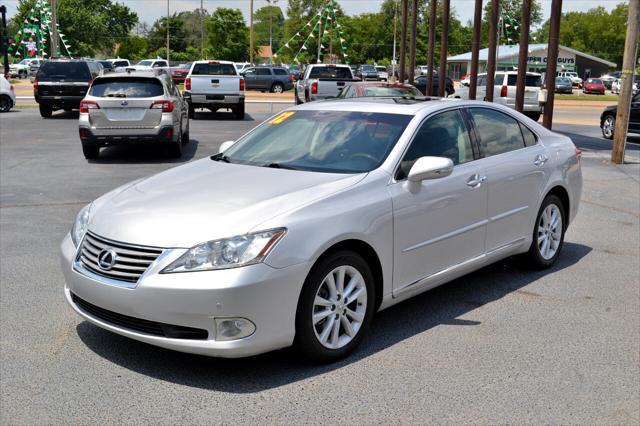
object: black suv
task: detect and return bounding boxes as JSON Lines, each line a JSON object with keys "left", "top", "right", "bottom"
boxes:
{"left": 34, "top": 60, "right": 102, "bottom": 117}
{"left": 240, "top": 66, "right": 293, "bottom": 93}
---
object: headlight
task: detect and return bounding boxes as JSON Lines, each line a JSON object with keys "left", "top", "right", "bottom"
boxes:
{"left": 71, "top": 204, "right": 91, "bottom": 247}
{"left": 161, "top": 228, "right": 286, "bottom": 273}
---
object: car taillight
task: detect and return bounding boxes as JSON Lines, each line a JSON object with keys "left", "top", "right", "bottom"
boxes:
{"left": 500, "top": 85, "right": 507, "bottom": 97}
{"left": 575, "top": 148, "right": 582, "bottom": 158}
{"left": 87, "top": 79, "right": 93, "bottom": 88}
{"left": 311, "top": 81, "right": 318, "bottom": 94}
{"left": 289, "top": 74, "right": 294, "bottom": 82}
{"left": 79, "top": 100, "right": 100, "bottom": 113}
{"left": 239, "top": 79, "right": 245, "bottom": 91}
{"left": 33, "top": 79, "right": 38, "bottom": 90}
{"left": 151, "top": 100, "right": 174, "bottom": 112}
{"left": 185, "top": 77, "right": 191, "bottom": 91}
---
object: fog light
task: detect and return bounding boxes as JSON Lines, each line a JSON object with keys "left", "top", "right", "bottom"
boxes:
{"left": 215, "top": 318, "right": 255, "bottom": 341}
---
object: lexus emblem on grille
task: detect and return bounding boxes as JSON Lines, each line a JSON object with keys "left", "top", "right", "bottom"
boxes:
{"left": 120, "top": 100, "right": 128, "bottom": 106}
{"left": 97, "top": 248, "right": 117, "bottom": 271}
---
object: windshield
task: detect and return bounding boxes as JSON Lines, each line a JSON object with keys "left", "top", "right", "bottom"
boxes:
{"left": 221, "top": 110, "right": 412, "bottom": 173}
{"left": 18, "top": 59, "right": 30, "bottom": 65}
{"left": 137, "top": 60, "right": 153, "bottom": 66}
{"left": 588, "top": 79, "right": 603, "bottom": 84}
{"left": 556, "top": 78, "right": 571, "bottom": 84}
{"left": 361, "top": 86, "right": 422, "bottom": 97}
{"left": 567, "top": 73, "right": 578, "bottom": 77}
{"left": 376, "top": 66, "right": 386, "bottom": 72}
{"left": 361, "top": 65, "right": 376, "bottom": 72}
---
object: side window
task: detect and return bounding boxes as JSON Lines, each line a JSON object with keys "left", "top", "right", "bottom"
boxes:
{"left": 243, "top": 68, "right": 256, "bottom": 76}
{"left": 470, "top": 108, "right": 526, "bottom": 156}
{"left": 397, "top": 109, "right": 474, "bottom": 180}
{"left": 257, "top": 68, "right": 271, "bottom": 76}
{"left": 519, "top": 123, "right": 537, "bottom": 147}
{"left": 273, "top": 68, "right": 288, "bottom": 76}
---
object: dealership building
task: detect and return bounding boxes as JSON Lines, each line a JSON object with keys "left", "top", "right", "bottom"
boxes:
{"left": 447, "top": 44, "right": 616, "bottom": 80}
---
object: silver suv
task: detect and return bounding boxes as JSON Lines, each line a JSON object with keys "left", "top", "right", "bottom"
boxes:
{"left": 78, "top": 70, "right": 189, "bottom": 159}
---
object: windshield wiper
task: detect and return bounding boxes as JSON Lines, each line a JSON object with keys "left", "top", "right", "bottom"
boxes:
{"left": 211, "top": 153, "right": 232, "bottom": 163}
{"left": 264, "top": 162, "right": 299, "bottom": 170}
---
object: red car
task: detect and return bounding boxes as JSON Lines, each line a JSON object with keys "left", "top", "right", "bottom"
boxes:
{"left": 171, "top": 62, "right": 192, "bottom": 83}
{"left": 337, "top": 81, "right": 423, "bottom": 98}
{"left": 583, "top": 78, "right": 606, "bottom": 95}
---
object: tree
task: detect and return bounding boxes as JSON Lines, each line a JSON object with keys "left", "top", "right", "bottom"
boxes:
{"left": 8, "top": 0, "right": 137, "bottom": 57}
{"left": 175, "top": 9, "right": 209, "bottom": 51}
{"left": 206, "top": 8, "right": 248, "bottom": 62}
{"left": 116, "top": 35, "right": 148, "bottom": 61}
{"left": 147, "top": 14, "right": 188, "bottom": 54}
{"left": 535, "top": 3, "right": 628, "bottom": 68}
{"left": 254, "top": 5, "right": 285, "bottom": 53}
{"left": 481, "top": 0, "right": 543, "bottom": 46}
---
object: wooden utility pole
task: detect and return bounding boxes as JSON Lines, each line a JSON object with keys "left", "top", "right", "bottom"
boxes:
{"left": 515, "top": 0, "right": 531, "bottom": 112}
{"left": 249, "top": 0, "right": 254, "bottom": 64}
{"left": 426, "top": 0, "right": 436, "bottom": 95}
{"left": 399, "top": 0, "right": 408, "bottom": 82}
{"left": 468, "top": 0, "right": 483, "bottom": 100}
{"left": 438, "top": 0, "right": 450, "bottom": 97}
{"left": 486, "top": 0, "right": 500, "bottom": 102}
{"left": 408, "top": 0, "right": 418, "bottom": 83}
{"left": 50, "top": 0, "right": 59, "bottom": 57}
{"left": 200, "top": 0, "right": 204, "bottom": 59}
{"left": 542, "top": 0, "right": 562, "bottom": 129}
{"left": 612, "top": 0, "right": 640, "bottom": 164}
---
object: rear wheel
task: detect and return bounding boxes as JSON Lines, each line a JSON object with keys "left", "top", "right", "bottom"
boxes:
{"left": 523, "top": 194, "right": 566, "bottom": 269}
{"left": 295, "top": 250, "right": 376, "bottom": 362}
{"left": 0, "top": 95, "right": 12, "bottom": 112}
{"left": 39, "top": 104, "right": 52, "bottom": 118}
{"left": 233, "top": 104, "right": 245, "bottom": 120}
{"left": 168, "top": 138, "right": 182, "bottom": 158}
{"left": 602, "top": 115, "right": 615, "bottom": 139}
{"left": 271, "top": 82, "right": 284, "bottom": 93}
{"left": 181, "top": 119, "right": 190, "bottom": 144}
{"left": 188, "top": 103, "right": 195, "bottom": 119}
{"left": 81, "top": 143, "right": 99, "bottom": 160}
{"left": 294, "top": 88, "right": 302, "bottom": 105}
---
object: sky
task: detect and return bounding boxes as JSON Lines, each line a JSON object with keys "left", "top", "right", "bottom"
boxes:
{"left": 1, "top": 0, "right": 625, "bottom": 29}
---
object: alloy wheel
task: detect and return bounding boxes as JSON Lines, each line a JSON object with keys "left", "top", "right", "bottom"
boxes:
{"left": 603, "top": 116, "right": 615, "bottom": 138}
{"left": 537, "top": 204, "right": 563, "bottom": 260}
{"left": 312, "top": 265, "right": 367, "bottom": 349}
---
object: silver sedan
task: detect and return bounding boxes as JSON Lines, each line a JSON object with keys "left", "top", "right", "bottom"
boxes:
{"left": 61, "top": 98, "right": 582, "bottom": 362}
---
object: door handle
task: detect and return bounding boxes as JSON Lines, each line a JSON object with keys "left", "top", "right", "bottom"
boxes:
{"left": 467, "top": 174, "right": 487, "bottom": 188}
{"left": 534, "top": 154, "right": 549, "bottom": 166}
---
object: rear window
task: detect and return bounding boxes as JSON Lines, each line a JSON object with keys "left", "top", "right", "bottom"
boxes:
{"left": 191, "top": 63, "right": 237, "bottom": 76}
{"left": 89, "top": 77, "right": 164, "bottom": 98}
{"left": 309, "top": 66, "right": 352, "bottom": 79}
{"left": 37, "top": 62, "right": 91, "bottom": 81}
{"left": 273, "top": 68, "right": 288, "bottom": 75}
{"left": 506, "top": 75, "right": 542, "bottom": 87}
{"left": 362, "top": 86, "right": 422, "bottom": 97}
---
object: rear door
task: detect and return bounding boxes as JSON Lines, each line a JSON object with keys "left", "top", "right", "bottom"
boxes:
{"left": 255, "top": 68, "right": 272, "bottom": 90}
{"left": 87, "top": 77, "right": 165, "bottom": 129}
{"left": 467, "top": 106, "right": 548, "bottom": 252}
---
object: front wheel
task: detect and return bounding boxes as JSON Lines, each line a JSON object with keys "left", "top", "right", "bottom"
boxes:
{"left": 295, "top": 251, "right": 376, "bottom": 362}
{"left": 602, "top": 115, "right": 615, "bottom": 139}
{"left": 523, "top": 194, "right": 566, "bottom": 269}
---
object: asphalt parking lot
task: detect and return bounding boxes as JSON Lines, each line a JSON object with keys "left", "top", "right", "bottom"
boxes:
{"left": 1, "top": 106, "right": 639, "bottom": 424}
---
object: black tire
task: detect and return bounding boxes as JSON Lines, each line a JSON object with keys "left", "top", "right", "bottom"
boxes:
{"left": 294, "top": 89, "right": 302, "bottom": 105}
{"left": 234, "top": 104, "right": 245, "bottom": 120}
{"left": 81, "top": 143, "right": 99, "bottom": 160}
{"left": 19, "top": 70, "right": 27, "bottom": 79}
{"left": 39, "top": 104, "right": 52, "bottom": 118}
{"left": 0, "top": 94, "right": 12, "bottom": 112}
{"left": 188, "top": 104, "right": 195, "bottom": 119}
{"left": 271, "top": 82, "right": 284, "bottom": 94}
{"left": 168, "top": 140, "right": 182, "bottom": 158}
{"left": 525, "top": 112, "right": 541, "bottom": 122}
{"left": 181, "top": 119, "right": 190, "bottom": 144}
{"left": 295, "top": 250, "right": 376, "bottom": 362}
{"left": 601, "top": 114, "right": 615, "bottom": 139}
{"left": 522, "top": 194, "right": 566, "bottom": 269}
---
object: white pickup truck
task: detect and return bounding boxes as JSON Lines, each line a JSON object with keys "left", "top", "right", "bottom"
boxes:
{"left": 182, "top": 60, "right": 245, "bottom": 119}
{"left": 116, "top": 59, "right": 169, "bottom": 73}
{"left": 295, "top": 64, "right": 356, "bottom": 104}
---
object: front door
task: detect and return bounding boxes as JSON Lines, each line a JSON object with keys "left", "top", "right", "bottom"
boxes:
{"left": 242, "top": 68, "right": 258, "bottom": 90}
{"left": 629, "top": 92, "right": 640, "bottom": 133}
{"left": 467, "top": 106, "right": 549, "bottom": 252}
{"left": 255, "top": 68, "right": 272, "bottom": 90}
{"left": 389, "top": 108, "right": 488, "bottom": 295}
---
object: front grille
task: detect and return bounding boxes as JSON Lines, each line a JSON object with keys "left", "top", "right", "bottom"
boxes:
{"left": 71, "top": 293, "right": 208, "bottom": 340}
{"left": 77, "top": 232, "right": 163, "bottom": 283}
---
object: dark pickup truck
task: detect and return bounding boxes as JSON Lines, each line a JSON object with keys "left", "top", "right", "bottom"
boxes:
{"left": 34, "top": 60, "right": 102, "bottom": 117}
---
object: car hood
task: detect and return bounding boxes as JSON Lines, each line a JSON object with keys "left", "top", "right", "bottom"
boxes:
{"left": 88, "top": 158, "right": 366, "bottom": 248}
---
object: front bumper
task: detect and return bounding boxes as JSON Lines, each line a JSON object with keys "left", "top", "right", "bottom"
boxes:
{"left": 60, "top": 233, "right": 309, "bottom": 358}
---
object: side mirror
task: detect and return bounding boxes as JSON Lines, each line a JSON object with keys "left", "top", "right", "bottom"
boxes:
{"left": 406, "top": 156, "right": 454, "bottom": 193}
{"left": 219, "top": 140, "right": 235, "bottom": 153}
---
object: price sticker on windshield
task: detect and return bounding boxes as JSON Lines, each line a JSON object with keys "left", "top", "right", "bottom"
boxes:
{"left": 268, "top": 111, "right": 295, "bottom": 125}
